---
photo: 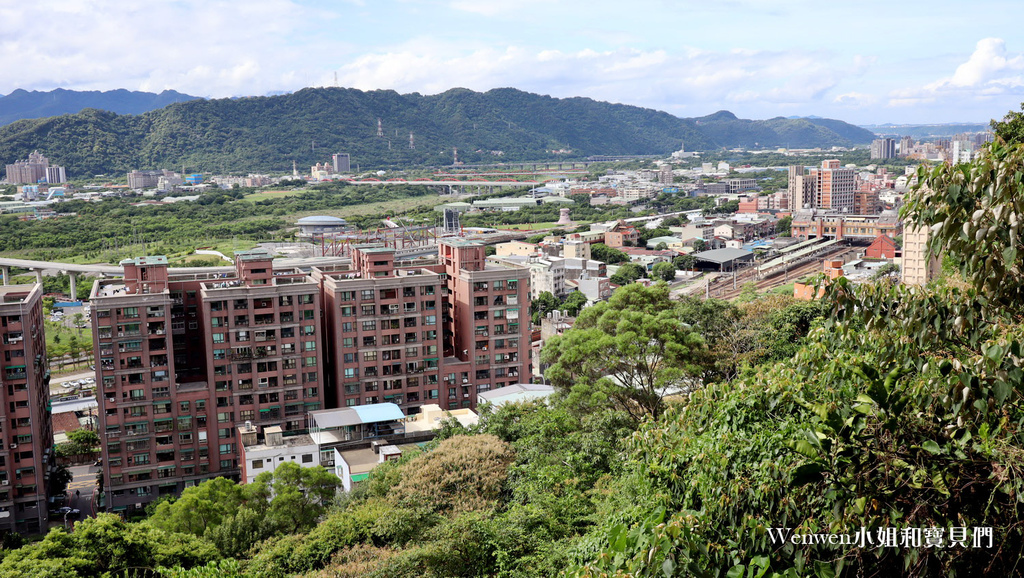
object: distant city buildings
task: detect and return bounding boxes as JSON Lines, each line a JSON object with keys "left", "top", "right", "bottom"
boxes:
{"left": 128, "top": 169, "right": 183, "bottom": 190}
{"left": 5, "top": 151, "right": 65, "bottom": 185}
{"left": 901, "top": 224, "right": 941, "bottom": 286}
{"left": 870, "top": 138, "right": 896, "bottom": 160}
{"left": 332, "top": 153, "right": 351, "bottom": 173}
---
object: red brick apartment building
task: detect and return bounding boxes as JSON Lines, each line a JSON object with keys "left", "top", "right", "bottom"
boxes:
{"left": 0, "top": 284, "right": 54, "bottom": 534}
{"left": 90, "top": 251, "right": 324, "bottom": 513}
{"left": 314, "top": 240, "right": 530, "bottom": 411}
{"left": 91, "top": 241, "right": 530, "bottom": 512}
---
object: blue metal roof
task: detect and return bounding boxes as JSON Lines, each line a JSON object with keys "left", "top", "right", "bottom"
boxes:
{"left": 352, "top": 403, "right": 405, "bottom": 423}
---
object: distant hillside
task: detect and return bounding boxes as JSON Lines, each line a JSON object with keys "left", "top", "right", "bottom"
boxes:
{"left": 693, "top": 110, "right": 876, "bottom": 149}
{"left": 0, "top": 88, "right": 199, "bottom": 126}
{"left": 0, "top": 87, "right": 874, "bottom": 176}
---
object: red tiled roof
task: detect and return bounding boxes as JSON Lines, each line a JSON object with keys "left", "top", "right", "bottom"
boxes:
{"left": 52, "top": 411, "right": 82, "bottom": 434}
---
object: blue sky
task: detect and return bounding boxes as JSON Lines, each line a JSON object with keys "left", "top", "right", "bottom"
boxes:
{"left": 2, "top": 0, "right": 1023, "bottom": 125}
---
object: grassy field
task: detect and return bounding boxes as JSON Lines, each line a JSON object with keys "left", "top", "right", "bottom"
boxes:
{"left": 284, "top": 194, "right": 445, "bottom": 224}
{"left": 243, "top": 189, "right": 308, "bottom": 202}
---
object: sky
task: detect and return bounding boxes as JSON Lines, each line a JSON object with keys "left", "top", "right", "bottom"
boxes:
{"left": 2, "top": 0, "right": 1024, "bottom": 125}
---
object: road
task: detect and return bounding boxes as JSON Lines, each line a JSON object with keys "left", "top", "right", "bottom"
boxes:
{"left": 60, "top": 464, "right": 99, "bottom": 528}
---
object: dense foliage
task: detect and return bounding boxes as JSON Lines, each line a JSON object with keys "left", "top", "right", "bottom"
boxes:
{"left": 0, "top": 87, "right": 872, "bottom": 176}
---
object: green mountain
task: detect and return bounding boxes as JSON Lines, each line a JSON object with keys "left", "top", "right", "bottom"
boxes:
{"left": 0, "top": 88, "right": 198, "bottom": 126}
{"left": 693, "top": 110, "right": 876, "bottom": 149}
{"left": 0, "top": 88, "right": 874, "bottom": 176}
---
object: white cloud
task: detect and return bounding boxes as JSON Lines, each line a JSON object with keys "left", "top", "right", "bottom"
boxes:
{"left": 833, "top": 92, "right": 878, "bottom": 107}
{"left": 336, "top": 42, "right": 850, "bottom": 116}
{"left": 890, "top": 38, "right": 1024, "bottom": 106}
{"left": 0, "top": 0, "right": 313, "bottom": 97}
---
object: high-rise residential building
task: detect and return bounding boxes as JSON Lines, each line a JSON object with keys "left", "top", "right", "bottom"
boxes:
{"left": 90, "top": 251, "right": 324, "bottom": 513}
{"left": 901, "top": 224, "right": 940, "bottom": 286}
{"left": 870, "top": 138, "right": 896, "bottom": 160}
{"left": 0, "top": 283, "right": 54, "bottom": 534}
{"left": 657, "top": 165, "right": 673, "bottom": 185}
{"left": 45, "top": 166, "right": 66, "bottom": 185}
{"left": 811, "top": 160, "right": 856, "bottom": 213}
{"left": 853, "top": 190, "right": 880, "bottom": 215}
{"left": 314, "top": 247, "right": 447, "bottom": 411}
{"left": 314, "top": 241, "right": 531, "bottom": 412}
{"left": 5, "top": 151, "right": 64, "bottom": 185}
{"left": 91, "top": 242, "right": 531, "bottom": 512}
{"left": 899, "top": 136, "right": 915, "bottom": 157}
{"left": 438, "top": 240, "right": 531, "bottom": 401}
{"left": 332, "top": 153, "right": 351, "bottom": 173}
{"left": 787, "top": 165, "right": 816, "bottom": 210}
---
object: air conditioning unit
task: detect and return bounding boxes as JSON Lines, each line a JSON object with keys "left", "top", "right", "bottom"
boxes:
{"left": 9, "top": 444, "right": 17, "bottom": 449}
{"left": 258, "top": 378, "right": 269, "bottom": 386}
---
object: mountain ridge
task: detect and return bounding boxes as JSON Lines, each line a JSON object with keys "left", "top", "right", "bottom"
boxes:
{"left": 0, "top": 88, "right": 200, "bottom": 126}
{"left": 0, "top": 87, "right": 876, "bottom": 176}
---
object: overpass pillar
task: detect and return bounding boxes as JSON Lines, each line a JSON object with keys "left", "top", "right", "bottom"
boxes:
{"left": 68, "top": 272, "right": 78, "bottom": 300}
{"left": 33, "top": 269, "right": 43, "bottom": 285}
{"left": 1, "top": 266, "right": 8, "bottom": 286}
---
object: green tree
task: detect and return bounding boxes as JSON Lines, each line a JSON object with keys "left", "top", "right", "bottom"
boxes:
{"left": 255, "top": 463, "right": 342, "bottom": 534}
{"left": 590, "top": 243, "right": 630, "bottom": 265}
{"left": 609, "top": 263, "right": 645, "bottom": 285}
{"left": 870, "top": 262, "right": 900, "bottom": 280}
{"left": 56, "top": 429, "right": 100, "bottom": 461}
{"left": 775, "top": 214, "right": 792, "bottom": 236}
{"left": 562, "top": 290, "right": 589, "bottom": 316}
{"left": 0, "top": 514, "right": 218, "bottom": 577}
{"left": 542, "top": 283, "right": 705, "bottom": 421}
{"left": 530, "top": 291, "right": 562, "bottom": 324}
{"left": 651, "top": 261, "right": 676, "bottom": 282}
{"left": 673, "top": 254, "right": 696, "bottom": 270}
{"left": 147, "top": 477, "right": 247, "bottom": 537}
{"left": 692, "top": 238, "right": 708, "bottom": 252}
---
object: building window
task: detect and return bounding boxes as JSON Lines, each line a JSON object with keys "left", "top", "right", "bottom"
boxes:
{"left": 302, "top": 454, "right": 313, "bottom": 463}
{"left": 252, "top": 459, "right": 263, "bottom": 469}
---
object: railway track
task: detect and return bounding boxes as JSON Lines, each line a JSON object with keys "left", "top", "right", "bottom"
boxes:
{"left": 706, "top": 245, "right": 857, "bottom": 300}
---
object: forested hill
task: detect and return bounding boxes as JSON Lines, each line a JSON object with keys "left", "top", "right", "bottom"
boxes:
{"left": 0, "top": 87, "right": 874, "bottom": 175}
{"left": 0, "top": 88, "right": 198, "bottom": 126}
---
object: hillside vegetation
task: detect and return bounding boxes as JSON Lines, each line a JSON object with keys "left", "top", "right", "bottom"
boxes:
{"left": 0, "top": 87, "right": 875, "bottom": 175}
